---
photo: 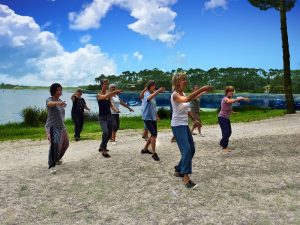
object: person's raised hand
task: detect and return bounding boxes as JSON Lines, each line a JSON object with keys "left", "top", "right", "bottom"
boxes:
{"left": 115, "top": 89, "right": 122, "bottom": 94}
{"left": 58, "top": 101, "right": 67, "bottom": 107}
{"left": 206, "top": 85, "right": 213, "bottom": 92}
{"left": 158, "top": 87, "right": 166, "bottom": 93}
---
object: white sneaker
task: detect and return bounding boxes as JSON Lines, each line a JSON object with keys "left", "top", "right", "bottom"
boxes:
{"left": 49, "top": 167, "right": 56, "bottom": 174}
{"left": 112, "top": 141, "right": 117, "bottom": 145}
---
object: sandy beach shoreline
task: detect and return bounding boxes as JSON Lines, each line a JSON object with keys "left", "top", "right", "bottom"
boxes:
{"left": 0, "top": 114, "right": 299, "bottom": 224}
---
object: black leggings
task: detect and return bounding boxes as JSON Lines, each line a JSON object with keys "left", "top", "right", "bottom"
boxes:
{"left": 112, "top": 114, "right": 120, "bottom": 132}
{"left": 72, "top": 113, "right": 84, "bottom": 138}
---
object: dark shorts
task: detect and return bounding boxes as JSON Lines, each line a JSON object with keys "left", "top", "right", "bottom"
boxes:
{"left": 112, "top": 114, "right": 120, "bottom": 132}
{"left": 143, "top": 120, "right": 157, "bottom": 137}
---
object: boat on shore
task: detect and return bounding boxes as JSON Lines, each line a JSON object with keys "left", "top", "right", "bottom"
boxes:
{"left": 127, "top": 100, "right": 139, "bottom": 106}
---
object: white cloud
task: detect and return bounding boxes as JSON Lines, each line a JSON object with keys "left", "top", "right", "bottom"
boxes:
{"left": 80, "top": 34, "right": 92, "bottom": 44}
{"left": 204, "top": 0, "right": 228, "bottom": 10}
{"left": 30, "top": 44, "right": 116, "bottom": 85}
{"left": 0, "top": 4, "right": 116, "bottom": 86}
{"left": 41, "top": 21, "right": 52, "bottom": 30}
{"left": 69, "top": 0, "right": 182, "bottom": 45}
{"left": 69, "top": 0, "right": 112, "bottom": 30}
{"left": 168, "top": 51, "right": 187, "bottom": 65}
{"left": 133, "top": 51, "right": 143, "bottom": 61}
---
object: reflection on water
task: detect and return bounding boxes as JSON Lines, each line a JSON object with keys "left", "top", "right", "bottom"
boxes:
{"left": 0, "top": 89, "right": 299, "bottom": 124}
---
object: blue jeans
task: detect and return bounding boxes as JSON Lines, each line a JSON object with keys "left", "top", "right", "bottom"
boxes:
{"left": 171, "top": 125, "right": 195, "bottom": 175}
{"left": 218, "top": 116, "right": 232, "bottom": 149}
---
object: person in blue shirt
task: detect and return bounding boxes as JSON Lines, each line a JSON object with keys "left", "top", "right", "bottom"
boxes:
{"left": 141, "top": 80, "right": 165, "bottom": 161}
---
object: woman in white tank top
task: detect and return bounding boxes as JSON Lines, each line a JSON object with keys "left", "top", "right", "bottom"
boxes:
{"left": 171, "top": 72, "right": 212, "bottom": 189}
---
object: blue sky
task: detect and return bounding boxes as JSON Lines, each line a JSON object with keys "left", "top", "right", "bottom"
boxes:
{"left": 0, "top": 0, "right": 299, "bottom": 86}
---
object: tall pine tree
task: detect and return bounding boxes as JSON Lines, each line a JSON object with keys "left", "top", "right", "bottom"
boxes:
{"left": 248, "top": 0, "right": 297, "bottom": 113}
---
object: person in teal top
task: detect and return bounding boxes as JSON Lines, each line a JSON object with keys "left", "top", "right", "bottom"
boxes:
{"left": 141, "top": 80, "right": 165, "bottom": 161}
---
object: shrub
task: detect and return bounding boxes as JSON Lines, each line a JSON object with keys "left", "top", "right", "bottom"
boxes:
{"left": 233, "top": 105, "right": 271, "bottom": 112}
{"left": 83, "top": 112, "right": 99, "bottom": 121}
{"left": 39, "top": 109, "right": 48, "bottom": 124}
{"left": 157, "top": 107, "right": 171, "bottom": 119}
{"left": 21, "top": 106, "right": 47, "bottom": 126}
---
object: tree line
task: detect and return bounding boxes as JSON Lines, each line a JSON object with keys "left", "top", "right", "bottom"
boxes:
{"left": 90, "top": 67, "right": 300, "bottom": 93}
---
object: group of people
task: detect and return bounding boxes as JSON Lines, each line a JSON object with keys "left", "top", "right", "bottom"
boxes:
{"left": 45, "top": 73, "right": 249, "bottom": 189}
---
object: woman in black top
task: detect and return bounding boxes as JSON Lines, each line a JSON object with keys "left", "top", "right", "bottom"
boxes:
{"left": 97, "top": 79, "right": 121, "bottom": 158}
{"left": 71, "top": 89, "right": 90, "bottom": 141}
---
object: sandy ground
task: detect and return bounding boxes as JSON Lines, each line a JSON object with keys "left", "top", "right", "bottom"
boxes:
{"left": 0, "top": 114, "right": 300, "bottom": 225}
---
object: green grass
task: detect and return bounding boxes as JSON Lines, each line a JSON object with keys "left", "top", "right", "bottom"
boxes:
{"left": 0, "top": 109, "right": 285, "bottom": 142}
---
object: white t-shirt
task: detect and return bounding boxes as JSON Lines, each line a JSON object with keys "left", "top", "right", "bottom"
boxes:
{"left": 111, "top": 95, "right": 120, "bottom": 114}
{"left": 171, "top": 91, "right": 190, "bottom": 127}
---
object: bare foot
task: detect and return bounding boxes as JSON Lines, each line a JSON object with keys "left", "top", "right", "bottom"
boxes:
{"left": 223, "top": 148, "right": 231, "bottom": 153}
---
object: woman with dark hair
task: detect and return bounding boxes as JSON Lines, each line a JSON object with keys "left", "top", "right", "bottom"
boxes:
{"left": 190, "top": 85, "right": 207, "bottom": 136}
{"left": 97, "top": 79, "right": 121, "bottom": 158}
{"left": 71, "top": 89, "right": 90, "bottom": 141}
{"left": 45, "top": 83, "right": 69, "bottom": 174}
{"left": 141, "top": 80, "right": 165, "bottom": 161}
{"left": 218, "top": 86, "right": 249, "bottom": 152}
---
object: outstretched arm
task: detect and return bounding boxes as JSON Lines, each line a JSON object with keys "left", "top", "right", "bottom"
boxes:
{"left": 139, "top": 88, "right": 147, "bottom": 100}
{"left": 120, "top": 100, "right": 134, "bottom": 112}
{"left": 225, "top": 97, "right": 249, "bottom": 104}
{"left": 173, "top": 85, "right": 212, "bottom": 104}
{"left": 147, "top": 87, "right": 166, "bottom": 101}
{"left": 84, "top": 104, "right": 90, "bottom": 112}
{"left": 47, "top": 100, "right": 66, "bottom": 108}
{"left": 97, "top": 90, "right": 122, "bottom": 100}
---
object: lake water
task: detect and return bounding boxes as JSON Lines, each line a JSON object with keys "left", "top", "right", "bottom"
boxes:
{"left": 0, "top": 89, "right": 299, "bottom": 124}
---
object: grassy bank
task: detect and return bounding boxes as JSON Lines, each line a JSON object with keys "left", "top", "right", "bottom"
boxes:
{"left": 0, "top": 109, "right": 285, "bottom": 142}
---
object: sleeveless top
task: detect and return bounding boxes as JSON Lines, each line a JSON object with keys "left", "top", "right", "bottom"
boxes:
{"left": 98, "top": 98, "right": 111, "bottom": 119}
{"left": 171, "top": 91, "right": 190, "bottom": 127}
{"left": 111, "top": 95, "right": 120, "bottom": 114}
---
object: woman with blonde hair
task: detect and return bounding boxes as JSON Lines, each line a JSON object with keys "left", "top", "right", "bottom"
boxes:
{"left": 171, "top": 73, "right": 212, "bottom": 189}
